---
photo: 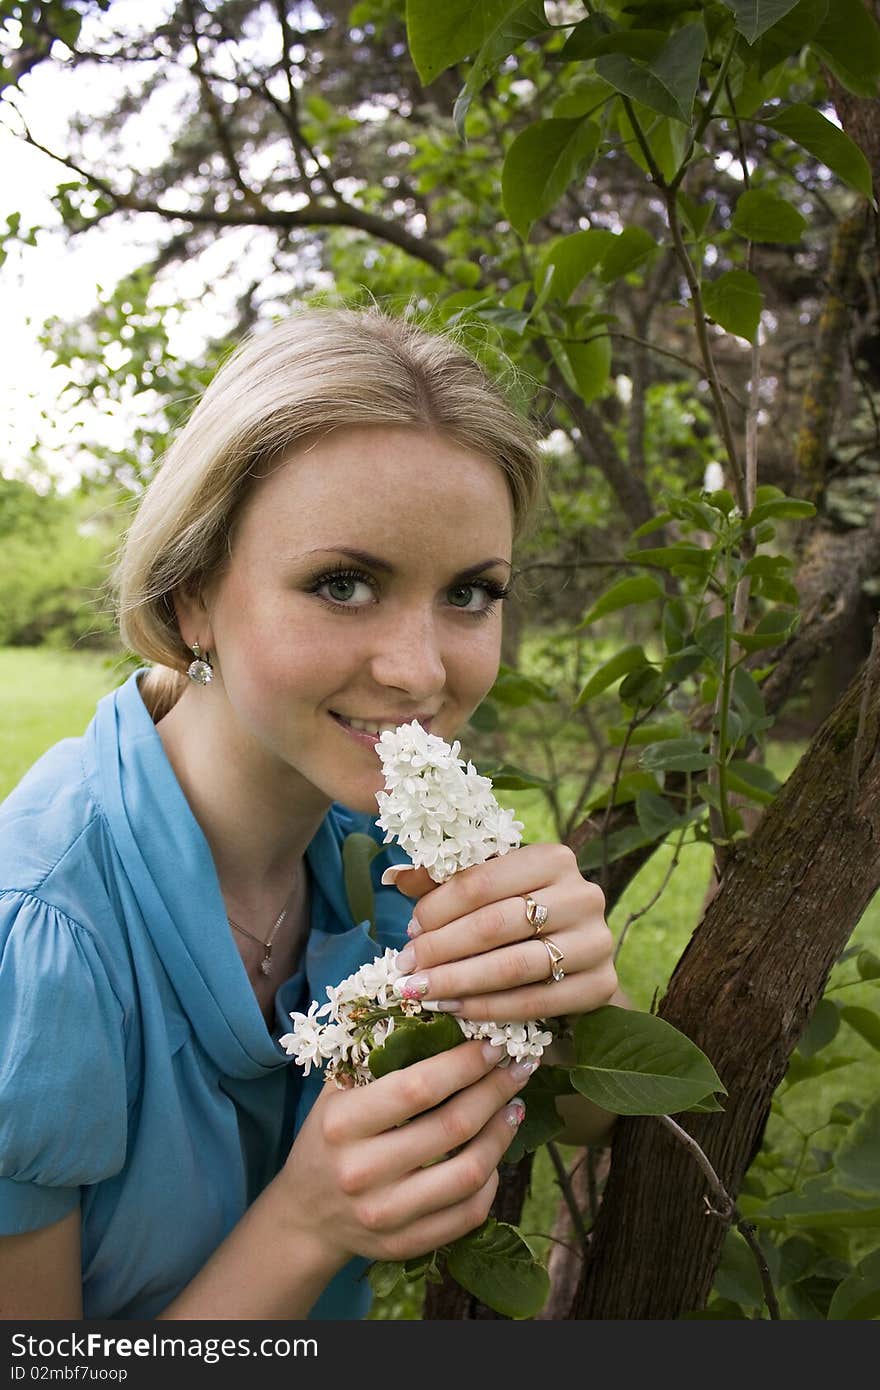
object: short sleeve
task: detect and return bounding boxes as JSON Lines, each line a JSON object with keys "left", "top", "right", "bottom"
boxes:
{"left": 0, "top": 891, "right": 127, "bottom": 1235}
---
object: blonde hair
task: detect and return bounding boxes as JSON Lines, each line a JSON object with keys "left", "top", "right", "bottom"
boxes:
{"left": 112, "top": 307, "right": 546, "bottom": 722}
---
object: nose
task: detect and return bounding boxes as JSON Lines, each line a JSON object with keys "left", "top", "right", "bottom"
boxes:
{"left": 368, "top": 606, "right": 447, "bottom": 702}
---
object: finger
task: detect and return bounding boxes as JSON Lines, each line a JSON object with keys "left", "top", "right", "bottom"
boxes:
{"left": 397, "top": 885, "right": 569, "bottom": 971}
{"left": 322, "top": 1038, "right": 497, "bottom": 1141}
{"left": 349, "top": 1053, "right": 538, "bottom": 1185}
{"left": 409, "top": 843, "right": 590, "bottom": 935}
{"left": 394, "top": 919, "right": 614, "bottom": 1006}
{"left": 377, "top": 1172, "right": 500, "bottom": 1264}
{"left": 364, "top": 1100, "right": 526, "bottom": 1237}
{"left": 450, "top": 958, "right": 619, "bottom": 1024}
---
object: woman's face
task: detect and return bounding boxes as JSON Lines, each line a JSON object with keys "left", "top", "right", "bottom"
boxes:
{"left": 189, "top": 425, "right": 515, "bottom": 815}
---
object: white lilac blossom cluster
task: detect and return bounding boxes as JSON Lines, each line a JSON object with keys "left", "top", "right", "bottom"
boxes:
{"left": 373, "top": 722, "right": 524, "bottom": 883}
{"left": 279, "top": 721, "right": 553, "bottom": 1084}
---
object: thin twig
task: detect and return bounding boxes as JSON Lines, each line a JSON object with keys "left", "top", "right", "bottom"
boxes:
{"left": 547, "top": 1141, "right": 591, "bottom": 1257}
{"left": 613, "top": 820, "right": 688, "bottom": 965}
{"left": 657, "top": 1114, "right": 780, "bottom": 1319}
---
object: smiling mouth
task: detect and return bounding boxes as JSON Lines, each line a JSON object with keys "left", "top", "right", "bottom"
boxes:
{"left": 329, "top": 712, "right": 434, "bottom": 738}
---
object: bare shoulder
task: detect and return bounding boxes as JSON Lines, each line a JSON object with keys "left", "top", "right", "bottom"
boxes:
{"left": 0, "top": 1208, "right": 83, "bottom": 1319}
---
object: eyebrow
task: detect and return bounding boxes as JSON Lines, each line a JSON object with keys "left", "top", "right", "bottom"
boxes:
{"left": 303, "top": 547, "right": 512, "bottom": 581}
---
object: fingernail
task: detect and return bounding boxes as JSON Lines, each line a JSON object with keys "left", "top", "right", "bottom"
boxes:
{"left": 433, "top": 999, "right": 463, "bottom": 1013}
{"left": 381, "top": 864, "right": 414, "bottom": 886}
{"left": 393, "top": 974, "right": 430, "bottom": 1001}
{"left": 481, "top": 1040, "right": 503, "bottom": 1064}
{"left": 406, "top": 917, "right": 422, "bottom": 938}
{"left": 395, "top": 943, "right": 416, "bottom": 972}
{"left": 504, "top": 1099, "right": 526, "bottom": 1128}
{"left": 511, "top": 1058, "right": 540, "bottom": 1080}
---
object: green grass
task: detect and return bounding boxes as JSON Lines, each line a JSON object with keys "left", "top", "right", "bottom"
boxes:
{"left": 0, "top": 647, "right": 127, "bottom": 799}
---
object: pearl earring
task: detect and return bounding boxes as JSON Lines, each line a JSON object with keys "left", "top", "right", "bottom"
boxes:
{"left": 187, "top": 642, "right": 214, "bottom": 685}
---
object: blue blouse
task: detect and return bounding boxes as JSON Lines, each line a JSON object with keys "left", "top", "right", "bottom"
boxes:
{"left": 0, "top": 668, "right": 411, "bottom": 1319}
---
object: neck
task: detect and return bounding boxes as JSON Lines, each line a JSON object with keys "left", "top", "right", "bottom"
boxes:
{"left": 155, "top": 684, "right": 330, "bottom": 911}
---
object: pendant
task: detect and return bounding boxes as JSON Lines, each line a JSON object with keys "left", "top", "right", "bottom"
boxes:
{"left": 261, "top": 957, "right": 273, "bottom": 976}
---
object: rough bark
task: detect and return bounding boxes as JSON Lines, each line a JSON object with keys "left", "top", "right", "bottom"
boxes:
{"left": 794, "top": 209, "right": 869, "bottom": 502}
{"left": 570, "top": 630, "right": 880, "bottom": 1318}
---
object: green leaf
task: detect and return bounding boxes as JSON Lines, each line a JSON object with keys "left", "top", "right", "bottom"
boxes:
{"left": 662, "top": 645, "right": 705, "bottom": 682}
{"left": 725, "top": 759, "right": 782, "bottom": 805}
{"left": 761, "top": 104, "right": 874, "bottom": 200}
{"left": 624, "top": 543, "right": 713, "bottom": 573}
{"left": 754, "top": 1175, "right": 880, "bottom": 1229}
{"left": 536, "top": 229, "right": 614, "bottom": 303}
{"left": 596, "top": 22, "right": 706, "bottom": 124}
{"left": 599, "top": 226, "right": 658, "bottom": 282}
{"left": 342, "top": 832, "right": 382, "bottom": 937}
{"left": 746, "top": 495, "right": 816, "bottom": 524}
{"left": 445, "top": 1220, "right": 550, "bottom": 1318}
{"left": 562, "top": 331, "right": 612, "bottom": 403}
{"left": 841, "top": 1006, "right": 880, "bottom": 1051}
{"left": 731, "top": 189, "right": 808, "bottom": 243}
{"left": 586, "top": 770, "right": 662, "bottom": 811}
{"left": 575, "top": 644, "right": 650, "bottom": 705}
{"left": 719, "top": 0, "right": 801, "bottom": 44}
{"left": 608, "top": 717, "right": 685, "bottom": 746}
{"left": 406, "top": 0, "right": 527, "bottom": 85}
{"left": 502, "top": 118, "right": 601, "bottom": 238}
{"left": 453, "top": 0, "right": 550, "bottom": 138}
{"left": 827, "top": 1249, "right": 880, "bottom": 1319}
{"left": 677, "top": 191, "right": 715, "bottom": 240}
{"left": 490, "top": 665, "right": 555, "bottom": 706}
{"left": 368, "top": 1260, "right": 406, "bottom": 1298}
{"left": 572, "top": 1005, "right": 726, "bottom": 1115}
{"left": 835, "top": 1098, "right": 880, "bottom": 1192}
{"left": 369, "top": 1014, "right": 463, "bottom": 1079}
{"left": 857, "top": 949, "right": 880, "bottom": 981}
{"left": 712, "top": 1228, "right": 766, "bottom": 1308}
{"left": 662, "top": 597, "right": 690, "bottom": 653}
{"left": 635, "top": 790, "right": 681, "bottom": 838}
{"left": 579, "top": 575, "right": 665, "bottom": 627}
{"left": 640, "top": 737, "right": 713, "bottom": 772}
{"left": 733, "top": 607, "right": 799, "bottom": 652}
{"left": 796, "top": 998, "right": 841, "bottom": 1059}
{"left": 558, "top": 23, "right": 665, "bottom": 64}
{"left": 702, "top": 269, "right": 763, "bottom": 342}
{"left": 754, "top": 0, "right": 829, "bottom": 74}
{"left": 811, "top": 0, "right": 880, "bottom": 97}
{"left": 484, "top": 763, "right": 552, "bottom": 790}
{"left": 732, "top": 664, "right": 767, "bottom": 721}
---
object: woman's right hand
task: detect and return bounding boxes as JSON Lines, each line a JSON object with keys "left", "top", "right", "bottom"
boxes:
{"left": 278, "top": 1040, "right": 534, "bottom": 1270}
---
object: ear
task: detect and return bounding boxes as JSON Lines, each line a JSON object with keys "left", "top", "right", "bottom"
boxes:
{"left": 170, "top": 580, "right": 214, "bottom": 655}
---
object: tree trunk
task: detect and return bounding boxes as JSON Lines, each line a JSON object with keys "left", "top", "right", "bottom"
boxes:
{"left": 571, "top": 628, "right": 880, "bottom": 1318}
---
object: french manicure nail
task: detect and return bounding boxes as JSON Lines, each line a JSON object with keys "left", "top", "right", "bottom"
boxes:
{"left": 433, "top": 999, "right": 463, "bottom": 1013}
{"left": 406, "top": 917, "right": 422, "bottom": 937}
{"left": 481, "top": 1040, "right": 504, "bottom": 1064}
{"left": 393, "top": 974, "right": 430, "bottom": 1001}
{"left": 505, "top": 1099, "right": 526, "bottom": 1128}
{"left": 395, "top": 943, "right": 416, "bottom": 972}
{"left": 381, "top": 864, "right": 414, "bottom": 886}
{"left": 512, "top": 1058, "right": 540, "bottom": 1080}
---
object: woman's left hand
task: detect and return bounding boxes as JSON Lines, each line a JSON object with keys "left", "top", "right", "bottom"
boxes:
{"left": 380, "top": 843, "right": 617, "bottom": 1023}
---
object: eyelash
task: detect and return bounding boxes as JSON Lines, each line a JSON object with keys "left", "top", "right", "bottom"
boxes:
{"left": 305, "top": 564, "right": 511, "bottom": 621}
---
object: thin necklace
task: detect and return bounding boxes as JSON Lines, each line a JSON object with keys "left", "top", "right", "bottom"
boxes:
{"left": 227, "top": 880, "right": 300, "bottom": 977}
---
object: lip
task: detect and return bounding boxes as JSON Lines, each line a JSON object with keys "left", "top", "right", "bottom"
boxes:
{"left": 329, "top": 711, "right": 435, "bottom": 747}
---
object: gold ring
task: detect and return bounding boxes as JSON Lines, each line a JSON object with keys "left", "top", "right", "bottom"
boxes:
{"left": 541, "top": 936, "right": 565, "bottom": 984}
{"left": 525, "top": 896, "right": 550, "bottom": 936}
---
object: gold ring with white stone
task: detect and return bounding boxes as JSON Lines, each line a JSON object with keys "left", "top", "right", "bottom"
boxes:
{"left": 541, "top": 937, "right": 565, "bottom": 983}
{"left": 525, "top": 896, "right": 549, "bottom": 936}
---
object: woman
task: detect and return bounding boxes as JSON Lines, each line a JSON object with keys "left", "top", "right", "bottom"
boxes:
{"left": 0, "top": 308, "right": 619, "bottom": 1320}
